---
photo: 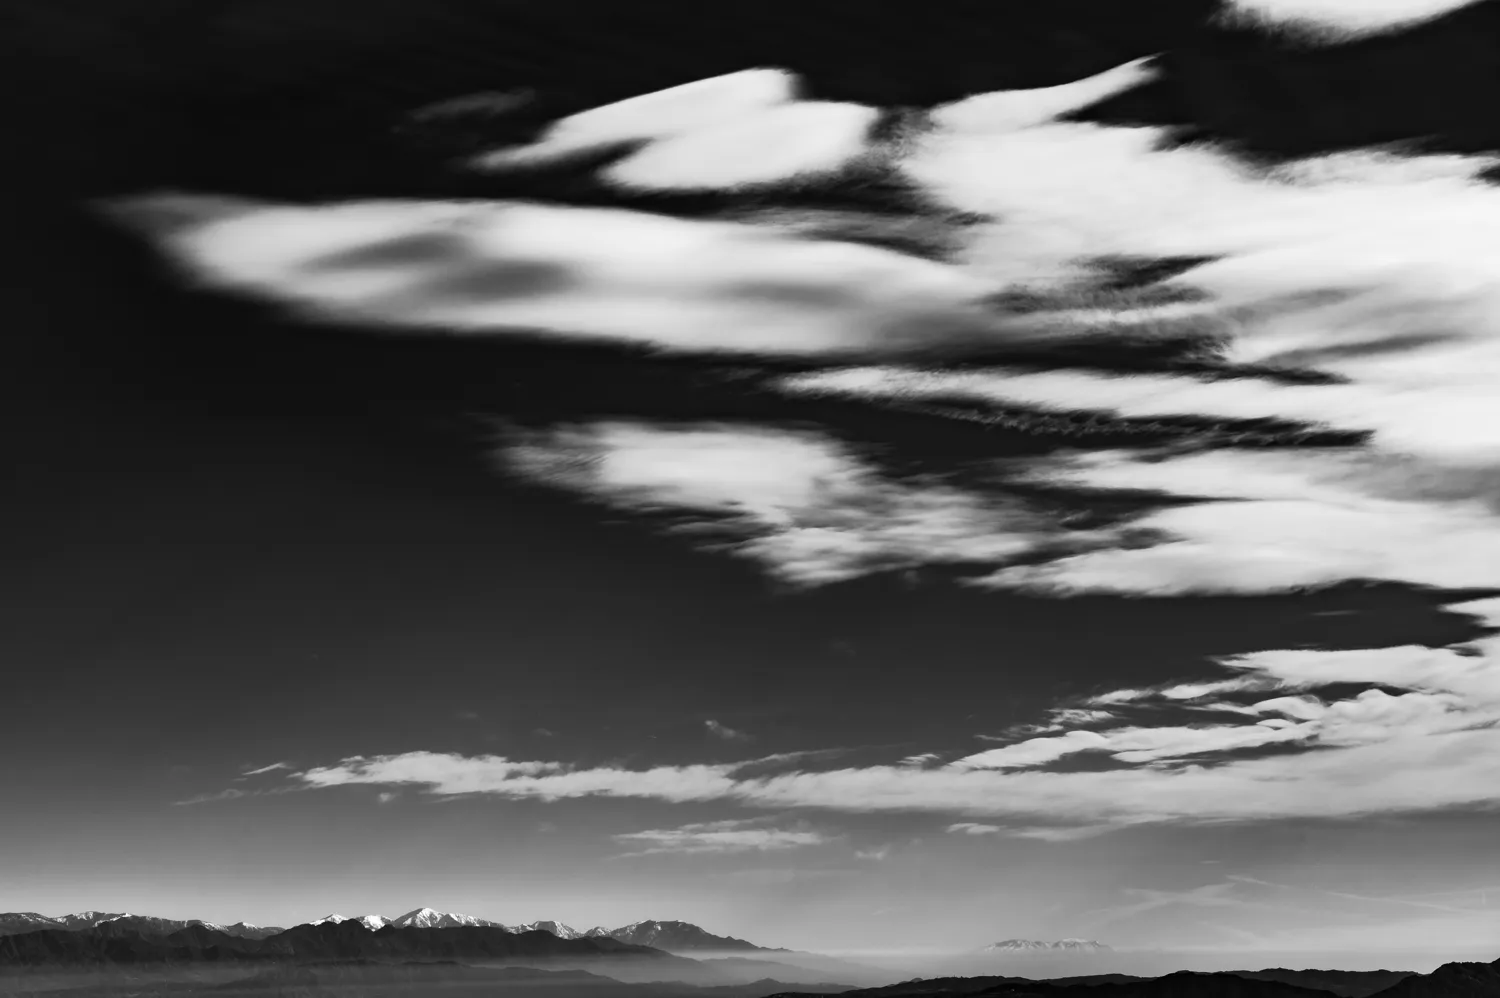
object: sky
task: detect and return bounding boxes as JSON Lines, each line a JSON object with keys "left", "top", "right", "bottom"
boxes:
{"left": 6, "top": 0, "right": 1500, "bottom": 970}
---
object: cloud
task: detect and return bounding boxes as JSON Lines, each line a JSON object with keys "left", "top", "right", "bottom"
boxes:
{"left": 259, "top": 595, "right": 1500, "bottom": 831}
{"left": 269, "top": 719, "right": 1500, "bottom": 831}
{"left": 173, "top": 785, "right": 305, "bottom": 806}
{"left": 947, "top": 822, "right": 1003, "bottom": 835}
{"left": 602, "top": 102, "right": 882, "bottom": 192}
{"left": 472, "top": 69, "right": 797, "bottom": 168}
{"left": 1216, "top": 0, "right": 1482, "bottom": 39}
{"left": 240, "top": 761, "right": 293, "bottom": 776}
{"left": 502, "top": 421, "right": 1058, "bottom": 585}
{"left": 976, "top": 448, "right": 1500, "bottom": 596}
{"left": 296, "top": 751, "right": 739, "bottom": 803}
{"left": 376, "top": 791, "right": 398, "bottom": 804}
{"left": 928, "top": 57, "right": 1157, "bottom": 135}
{"left": 111, "top": 192, "right": 997, "bottom": 361}
{"left": 854, "top": 844, "right": 893, "bottom": 861}
{"left": 613, "top": 819, "right": 830, "bottom": 856}
{"left": 114, "top": 53, "right": 1500, "bottom": 843}
{"left": 706, "top": 719, "right": 752, "bottom": 742}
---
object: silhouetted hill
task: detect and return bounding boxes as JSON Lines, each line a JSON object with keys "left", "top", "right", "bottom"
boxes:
{"left": 769, "top": 970, "right": 1340, "bottom": 998}
{"left": 1360, "top": 957, "right": 1500, "bottom": 998}
{"left": 1228, "top": 969, "right": 1416, "bottom": 998}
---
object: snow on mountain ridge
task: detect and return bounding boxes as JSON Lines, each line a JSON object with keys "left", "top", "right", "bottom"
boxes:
{"left": 506, "top": 919, "right": 583, "bottom": 938}
{"left": 981, "top": 938, "right": 1112, "bottom": 952}
{"left": 389, "top": 907, "right": 502, "bottom": 929}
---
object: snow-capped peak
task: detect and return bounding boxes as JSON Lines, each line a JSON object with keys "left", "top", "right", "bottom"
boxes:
{"left": 506, "top": 920, "right": 582, "bottom": 939}
{"left": 389, "top": 907, "right": 499, "bottom": 929}
{"left": 307, "top": 913, "right": 390, "bottom": 930}
{"left": 981, "top": 938, "right": 1112, "bottom": 953}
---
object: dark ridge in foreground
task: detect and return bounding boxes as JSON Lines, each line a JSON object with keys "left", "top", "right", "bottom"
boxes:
{"left": 768, "top": 957, "right": 1499, "bottom": 998}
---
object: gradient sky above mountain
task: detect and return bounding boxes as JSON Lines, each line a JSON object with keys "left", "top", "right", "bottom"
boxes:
{"left": 5, "top": 0, "right": 1500, "bottom": 967}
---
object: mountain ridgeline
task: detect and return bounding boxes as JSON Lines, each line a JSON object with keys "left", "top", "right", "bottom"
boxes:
{"left": 0, "top": 909, "right": 765, "bottom": 951}
{"left": 3, "top": 912, "right": 1498, "bottom": 998}
{"left": 766, "top": 959, "right": 1500, "bottom": 998}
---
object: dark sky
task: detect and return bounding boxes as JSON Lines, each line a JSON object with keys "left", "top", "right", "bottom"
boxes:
{"left": 5, "top": 0, "right": 1500, "bottom": 962}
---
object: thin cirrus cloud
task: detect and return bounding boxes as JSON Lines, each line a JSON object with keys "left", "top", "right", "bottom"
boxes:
{"left": 239, "top": 761, "right": 293, "bottom": 776}
{"left": 705, "top": 719, "right": 752, "bottom": 742}
{"left": 612, "top": 819, "right": 829, "bottom": 857}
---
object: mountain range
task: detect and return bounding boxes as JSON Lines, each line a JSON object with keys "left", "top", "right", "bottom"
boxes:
{"left": 2, "top": 913, "right": 1496, "bottom": 998}
{"left": 0, "top": 912, "right": 284, "bottom": 941}
{"left": 0, "top": 910, "right": 766, "bottom": 952}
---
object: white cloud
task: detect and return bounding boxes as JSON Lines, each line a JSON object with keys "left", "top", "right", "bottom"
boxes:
{"left": 613, "top": 819, "right": 829, "bottom": 856}
{"left": 604, "top": 101, "right": 881, "bottom": 191}
{"left": 976, "top": 448, "right": 1500, "bottom": 597}
{"left": 947, "top": 822, "right": 1003, "bottom": 836}
{"left": 1217, "top": 0, "right": 1482, "bottom": 39}
{"left": 112, "top": 194, "right": 995, "bottom": 361}
{"left": 240, "top": 761, "right": 293, "bottom": 776}
{"left": 929, "top": 58, "right": 1158, "bottom": 135}
{"left": 296, "top": 751, "right": 740, "bottom": 803}
{"left": 271, "top": 718, "right": 1500, "bottom": 830}
{"left": 706, "top": 719, "right": 752, "bottom": 742}
{"left": 502, "top": 421, "right": 1056, "bottom": 585}
{"left": 780, "top": 364, "right": 1500, "bottom": 467}
{"left": 473, "top": 69, "right": 797, "bottom": 168}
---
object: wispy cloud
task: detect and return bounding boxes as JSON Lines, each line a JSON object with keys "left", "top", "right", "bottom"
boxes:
{"left": 706, "top": 719, "right": 752, "bottom": 742}
{"left": 502, "top": 421, "right": 1059, "bottom": 586}
{"left": 613, "top": 819, "right": 830, "bottom": 856}
{"left": 246, "top": 590, "right": 1500, "bottom": 829}
{"left": 240, "top": 761, "right": 293, "bottom": 777}
{"left": 174, "top": 785, "right": 305, "bottom": 806}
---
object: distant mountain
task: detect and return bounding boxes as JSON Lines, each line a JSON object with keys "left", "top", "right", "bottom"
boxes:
{"left": 213, "top": 921, "right": 287, "bottom": 940}
{"left": 0, "top": 919, "right": 694, "bottom": 970}
{"left": 981, "top": 940, "right": 1113, "bottom": 954}
{"left": 769, "top": 961, "right": 1500, "bottom": 998}
{"left": 0, "top": 912, "right": 64, "bottom": 935}
{"left": 607, "top": 920, "right": 766, "bottom": 953}
{"left": 0, "top": 912, "right": 284, "bottom": 940}
{"left": 769, "top": 971, "right": 1336, "bottom": 998}
{"left": 50, "top": 912, "right": 129, "bottom": 931}
{"left": 510, "top": 919, "right": 585, "bottom": 939}
{"left": 984, "top": 972, "right": 1340, "bottom": 996}
{"left": 1228, "top": 969, "right": 1417, "bottom": 998}
{"left": 308, "top": 913, "right": 392, "bottom": 931}
{"left": 387, "top": 907, "right": 503, "bottom": 929}
{"left": 1358, "top": 956, "right": 1500, "bottom": 997}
